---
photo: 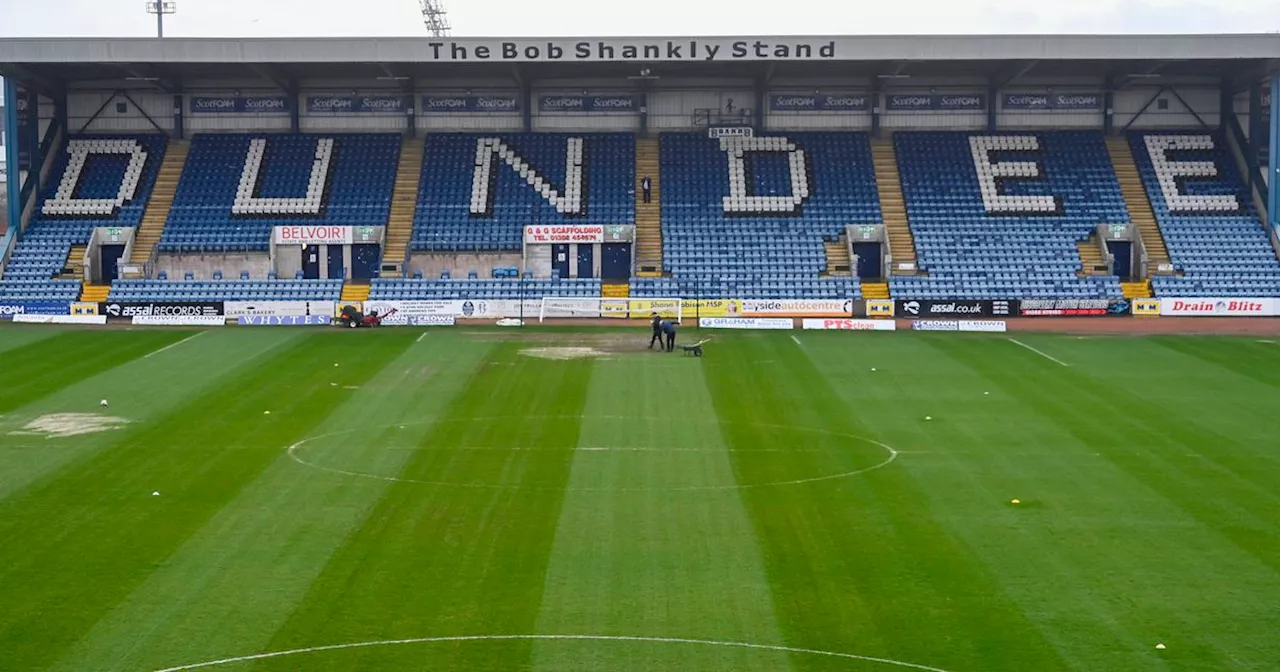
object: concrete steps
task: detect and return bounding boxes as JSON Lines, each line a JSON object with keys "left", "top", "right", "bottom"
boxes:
{"left": 1106, "top": 137, "right": 1174, "bottom": 276}
{"left": 1076, "top": 235, "right": 1108, "bottom": 276}
{"left": 823, "top": 235, "right": 852, "bottom": 276}
{"left": 57, "top": 245, "right": 86, "bottom": 280}
{"left": 129, "top": 139, "right": 189, "bottom": 267}
{"left": 384, "top": 137, "right": 424, "bottom": 276}
{"left": 80, "top": 284, "right": 110, "bottom": 303}
{"left": 635, "top": 137, "right": 663, "bottom": 274}
{"left": 602, "top": 281, "right": 630, "bottom": 298}
{"left": 860, "top": 281, "right": 890, "bottom": 300}
{"left": 1122, "top": 280, "right": 1152, "bottom": 299}
{"left": 341, "top": 283, "right": 371, "bottom": 302}
{"left": 872, "top": 137, "right": 920, "bottom": 276}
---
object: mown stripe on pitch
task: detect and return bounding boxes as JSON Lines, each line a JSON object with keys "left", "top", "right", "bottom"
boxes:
{"left": 50, "top": 334, "right": 496, "bottom": 672}
{"left": 0, "top": 330, "right": 191, "bottom": 413}
{"left": 0, "top": 331, "right": 419, "bottom": 670}
{"left": 529, "top": 355, "right": 792, "bottom": 672}
{"left": 1154, "top": 336, "right": 1280, "bottom": 389}
{"left": 257, "top": 342, "right": 591, "bottom": 671}
{"left": 926, "top": 336, "right": 1278, "bottom": 671}
{"left": 703, "top": 334, "right": 1070, "bottom": 672}
{"left": 0, "top": 325, "right": 62, "bottom": 356}
{"left": 0, "top": 330, "right": 310, "bottom": 505}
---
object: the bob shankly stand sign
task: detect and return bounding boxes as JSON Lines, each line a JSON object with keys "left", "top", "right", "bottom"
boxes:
{"left": 418, "top": 39, "right": 839, "bottom": 62}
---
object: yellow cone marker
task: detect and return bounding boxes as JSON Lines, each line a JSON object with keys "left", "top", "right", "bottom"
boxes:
{"left": 1011, "top": 498, "right": 1021, "bottom": 504}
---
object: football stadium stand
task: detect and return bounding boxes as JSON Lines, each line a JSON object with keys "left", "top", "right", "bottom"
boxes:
{"left": 1, "top": 135, "right": 166, "bottom": 296}
{"left": 160, "top": 133, "right": 399, "bottom": 253}
{"left": 889, "top": 131, "right": 1125, "bottom": 300}
{"left": 1128, "top": 131, "right": 1280, "bottom": 297}
{"left": 633, "top": 132, "right": 871, "bottom": 299}
{"left": 411, "top": 133, "right": 634, "bottom": 252}
{"left": 4, "top": 35, "right": 1280, "bottom": 311}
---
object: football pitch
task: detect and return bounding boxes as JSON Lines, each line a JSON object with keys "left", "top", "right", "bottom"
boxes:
{"left": 1, "top": 325, "right": 1278, "bottom": 671}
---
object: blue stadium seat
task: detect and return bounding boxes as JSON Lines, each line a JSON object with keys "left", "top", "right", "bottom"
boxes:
{"left": 108, "top": 279, "right": 342, "bottom": 302}
{"left": 370, "top": 278, "right": 601, "bottom": 300}
{"left": 889, "top": 131, "right": 1124, "bottom": 300}
{"left": 635, "top": 132, "right": 869, "bottom": 300}
{"left": 412, "top": 133, "right": 634, "bottom": 252}
{"left": 1128, "top": 131, "right": 1280, "bottom": 297}
{"left": 2, "top": 135, "right": 166, "bottom": 288}
{"left": 160, "top": 133, "right": 399, "bottom": 253}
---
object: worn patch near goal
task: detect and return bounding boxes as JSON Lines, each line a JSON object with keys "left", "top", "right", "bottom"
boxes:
{"left": 10, "top": 413, "right": 130, "bottom": 438}
{"left": 520, "top": 346, "right": 607, "bottom": 360}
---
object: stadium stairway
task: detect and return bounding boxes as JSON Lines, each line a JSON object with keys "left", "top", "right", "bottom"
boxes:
{"left": 603, "top": 281, "right": 630, "bottom": 298}
{"left": 384, "top": 137, "right": 422, "bottom": 276}
{"left": 80, "top": 283, "right": 110, "bottom": 303}
{"left": 56, "top": 246, "right": 86, "bottom": 281}
{"left": 1106, "top": 137, "right": 1172, "bottom": 275}
{"left": 1076, "top": 234, "right": 1107, "bottom": 276}
{"left": 128, "top": 139, "right": 189, "bottom": 269}
{"left": 872, "top": 137, "right": 919, "bottom": 275}
{"left": 861, "top": 281, "right": 889, "bottom": 300}
{"left": 823, "top": 235, "right": 852, "bottom": 276}
{"left": 635, "top": 137, "right": 663, "bottom": 275}
{"left": 341, "top": 282, "right": 371, "bottom": 303}
{"left": 1122, "top": 280, "right": 1152, "bottom": 299}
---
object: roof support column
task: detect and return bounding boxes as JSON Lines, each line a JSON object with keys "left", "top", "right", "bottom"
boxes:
{"left": 405, "top": 79, "right": 417, "bottom": 138}
{"left": 870, "top": 79, "right": 881, "bottom": 139}
{"left": 1102, "top": 74, "right": 1115, "bottom": 135}
{"left": 754, "top": 77, "right": 765, "bottom": 131}
{"left": 4, "top": 77, "right": 22, "bottom": 237}
{"left": 20, "top": 87, "right": 39, "bottom": 171}
{"left": 986, "top": 80, "right": 998, "bottom": 132}
{"left": 1249, "top": 83, "right": 1265, "bottom": 194}
{"left": 1268, "top": 75, "right": 1279, "bottom": 229}
{"left": 173, "top": 94, "right": 185, "bottom": 139}
{"left": 521, "top": 82, "right": 532, "bottom": 132}
{"left": 288, "top": 78, "right": 300, "bottom": 133}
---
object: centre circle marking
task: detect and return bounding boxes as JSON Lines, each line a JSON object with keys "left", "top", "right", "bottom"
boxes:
{"left": 154, "top": 633, "right": 953, "bottom": 672}
{"left": 286, "top": 415, "right": 897, "bottom": 492}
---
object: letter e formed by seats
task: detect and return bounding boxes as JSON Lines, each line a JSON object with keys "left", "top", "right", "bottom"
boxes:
{"left": 1143, "top": 135, "right": 1239, "bottom": 213}
{"left": 719, "top": 136, "right": 811, "bottom": 214}
{"left": 968, "top": 136, "right": 1059, "bottom": 215}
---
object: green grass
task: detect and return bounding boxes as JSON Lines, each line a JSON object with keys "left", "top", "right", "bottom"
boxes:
{"left": 0, "top": 325, "right": 1277, "bottom": 671}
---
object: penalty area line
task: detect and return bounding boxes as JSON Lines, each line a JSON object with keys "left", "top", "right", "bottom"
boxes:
{"left": 416, "top": 332, "right": 428, "bottom": 343}
{"left": 143, "top": 332, "right": 206, "bottom": 359}
{"left": 1008, "top": 338, "right": 1068, "bottom": 367}
{"left": 791, "top": 334, "right": 802, "bottom": 347}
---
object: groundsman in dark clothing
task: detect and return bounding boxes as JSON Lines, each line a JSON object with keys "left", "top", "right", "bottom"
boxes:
{"left": 649, "top": 312, "right": 663, "bottom": 349}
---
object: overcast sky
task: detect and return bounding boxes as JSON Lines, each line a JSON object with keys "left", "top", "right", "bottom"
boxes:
{"left": 1, "top": 0, "right": 1279, "bottom": 37}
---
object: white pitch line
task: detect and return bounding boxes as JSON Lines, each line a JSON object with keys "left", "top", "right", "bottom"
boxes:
{"left": 416, "top": 332, "right": 428, "bottom": 343}
{"left": 1008, "top": 338, "right": 1069, "bottom": 367}
{"left": 143, "top": 332, "right": 205, "bottom": 359}
{"left": 153, "top": 634, "right": 954, "bottom": 672}
{"left": 790, "top": 334, "right": 802, "bottom": 347}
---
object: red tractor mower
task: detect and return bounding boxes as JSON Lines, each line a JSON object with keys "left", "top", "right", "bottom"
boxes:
{"left": 337, "top": 305, "right": 397, "bottom": 328}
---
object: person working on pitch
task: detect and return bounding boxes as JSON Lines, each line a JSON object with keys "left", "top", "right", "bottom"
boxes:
{"left": 648, "top": 312, "right": 663, "bottom": 349}
{"left": 661, "top": 319, "right": 677, "bottom": 352}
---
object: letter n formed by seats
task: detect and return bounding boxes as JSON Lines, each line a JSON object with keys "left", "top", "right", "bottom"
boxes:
{"left": 469, "top": 137, "right": 585, "bottom": 216}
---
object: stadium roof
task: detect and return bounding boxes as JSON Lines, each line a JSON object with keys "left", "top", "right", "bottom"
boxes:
{"left": 1, "top": 34, "right": 1277, "bottom": 93}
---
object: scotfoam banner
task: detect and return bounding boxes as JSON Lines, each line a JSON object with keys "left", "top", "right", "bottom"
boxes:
{"left": 1002, "top": 93, "right": 1103, "bottom": 110}
{"left": 421, "top": 95, "right": 520, "bottom": 113}
{"left": 887, "top": 93, "right": 986, "bottom": 111}
{"left": 306, "top": 96, "right": 406, "bottom": 114}
{"left": 538, "top": 95, "right": 642, "bottom": 112}
{"left": 189, "top": 96, "right": 290, "bottom": 114}
{"left": 770, "top": 93, "right": 869, "bottom": 112}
